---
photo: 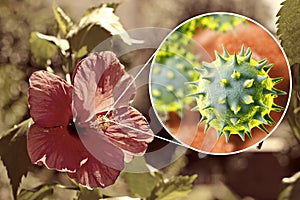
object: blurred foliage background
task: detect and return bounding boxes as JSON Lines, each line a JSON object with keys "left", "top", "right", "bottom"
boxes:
{"left": 0, "top": 0, "right": 53, "bottom": 131}
{"left": 0, "top": 0, "right": 300, "bottom": 200}
{"left": 0, "top": 0, "right": 54, "bottom": 199}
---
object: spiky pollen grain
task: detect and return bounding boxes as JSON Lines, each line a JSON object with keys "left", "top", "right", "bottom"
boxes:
{"left": 189, "top": 45, "right": 286, "bottom": 142}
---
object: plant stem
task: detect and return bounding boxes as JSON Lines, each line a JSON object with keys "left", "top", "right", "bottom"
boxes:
{"left": 66, "top": 73, "right": 72, "bottom": 85}
{"left": 46, "top": 66, "right": 54, "bottom": 73}
{"left": 55, "top": 184, "right": 80, "bottom": 190}
{"left": 0, "top": 118, "right": 33, "bottom": 140}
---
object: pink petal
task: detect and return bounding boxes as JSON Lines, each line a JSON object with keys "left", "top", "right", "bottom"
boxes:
{"left": 68, "top": 154, "right": 120, "bottom": 189}
{"left": 27, "top": 124, "right": 86, "bottom": 172}
{"left": 77, "top": 127, "right": 124, "bottom": 171}
{"left": 104, "top": 106, "right": 154, "bottom": 155}
{"left": 72, "top": 52, "right": 136, "bottom": 123}
{"left": 28, "top": 71, "right": 72, "bottom": 127}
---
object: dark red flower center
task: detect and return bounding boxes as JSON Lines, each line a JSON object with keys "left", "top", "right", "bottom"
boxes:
{"left": 68, "top": 120, "right": 79, "bottom": 137}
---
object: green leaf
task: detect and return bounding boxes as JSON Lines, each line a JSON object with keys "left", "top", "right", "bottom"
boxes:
{"left": 68, "top": 25, "right": 111, "bottom": 53}
{"left": 278, "top": 185, "right": 293, "bottom": 200}
{"left": 0, "top": 119, "right": 34, "bottom": 199}
{"left": 77, "top": 186, "right": 103, "bottom": 200}
{"left": 29, "top": 32, "right": 59, "bottom": 65}
{"left": 52, "top": 3, "right": 74, "bottom": 35}
{"left": 67, "top": 4, "right": 134, "bottom": 52}
{"left": 277, "top": 0, "right": 300, "bottom": 66}
{"left": 123, "top": 172, "right": 162, "bottom": 199}
{"left": 123, "top": 157, "right": 162, "bottom": 199}
{"left": 18, "top": 184, "right": 54, "bottom": 200}
{"left": 74, "top": 46, "right": 88, "bottom": 59}
{"left": 279, "top": 172, "right": 300, "bottom": 200}
{"left": 85, "top": 3, "right": 120, "bottom": 15}
{"left": 148, "top": 175, "right": 197, "bottom": 200}
{"left": 290, "top": 178, "right": 300, "bottom": 200}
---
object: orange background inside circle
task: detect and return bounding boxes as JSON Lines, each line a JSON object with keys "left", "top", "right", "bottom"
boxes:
{"left": 165, "top": 20, "right": 291, "bottom": 154}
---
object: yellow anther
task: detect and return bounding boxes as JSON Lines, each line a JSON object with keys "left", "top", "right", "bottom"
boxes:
{"left": 90, "top": 115, "right": 110, "bottom": 131}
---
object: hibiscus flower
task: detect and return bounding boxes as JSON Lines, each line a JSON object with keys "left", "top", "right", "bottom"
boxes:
{"left": 27, "top": 51, "right": 154, "bottom": 188}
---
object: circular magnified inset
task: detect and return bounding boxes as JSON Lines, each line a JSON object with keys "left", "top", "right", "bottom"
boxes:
{"left": 149, "top": 12, "right": 291, "bottom": 155}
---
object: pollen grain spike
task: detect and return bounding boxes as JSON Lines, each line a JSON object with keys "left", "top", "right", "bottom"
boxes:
{"left": 258, "top": 124, "right": 269, "bottom": 134}
{"left": 222, "top": 45, "right": 230, "bottom": 58}
{"left": 255, "top": 59, "right": 268, "bottom": 70}
{"left": 204, "top": 123, "right": 210, "bottom": 134}
{"left": 185, "top": 81, "right": 199, "bottom": 86}
{"left": 215, "top": 50, "right": 226, "bottom": 64}
{"left": 239, "top": 44, "right": 245, "bottom": 56}
{"left": 264, "top": 64, "right": 273, "bottom": 72}
{"left": 194, "top": 68, "right": 206, "bottom": 74}
{"left": 199, "top": 115, "right": 207, "bottom": 124}
{"left": 244, "top": 50, "right": 252, "bottom": 62}
{"left": 264, "top": 114, "right": 275, "bottom": 125}
{"left": 217, "top": 130, "right": 223, "bottom": 140}
{"left": 257, "top": 75, "right": 268, "bottom": 82}
{"left": 203, "top": 104, "right": 213, "bottom": 110}
{"left": 256, "top": 100, "right": 268, "bottom": 109}
{"left": 186, "top": 92, "right": 206, "bottom": 97}
{"left": 272, "top": 104, "right": 285, "bottom": 112}
{"left": 238, "top": 131, "right": 246, "bottom": 141}
{"left": 224, "top": 131, "right": 230, "bottom": 143}
{"left": 272, "top": 77, "right": 283, "bottom": 84}
{"left": 230, "top": 118, "right": 238, "bottom": 125}
{"left": 253, "top": 112, "right": 268, "bottom": 124}
{"left": 245, "top": 47, "right": 251, "bottom": 55}
{"left": 244, "top": 122, "right": 251, "bottom": 133}
{"left": 233, "top": 53, "right": 239, "bottom": 66}
{"left": 191, "top": 105, "right": 200, "bottom": 111}
{"left": 202, "top": 76, "right": 214, "bottom": 82}
{"left": 207, "top": 114, "right": 215, "bottom": 124}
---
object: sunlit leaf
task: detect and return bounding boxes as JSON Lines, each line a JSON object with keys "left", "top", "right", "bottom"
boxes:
{"left": 85, "top": 3, "right": 119, "bottom": 15}
{"left": 33, "top": 32, "right": 70, "bottom": 54}
{"left": 0, "top": 119, "right": 33, "bottom": 199}
{"left": 77, "top": 5, "right": 129, "bottom": 40}
{"left": 148, "top": 175, "right": 197, "bottom": 200}
{"left": 277, "top": 0, "right": 300, "bottom": 66}
{"left": 52, "top": 3, "right": 74, "bottom": 35}
{"left": 67, "top": 4, "right": 134, "bottom": 52}
{"left": 18, "top": 184, "right": 54, "bottom": 200}
{"left": 29, "top": 32, "right": 58, "bottom": 65}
